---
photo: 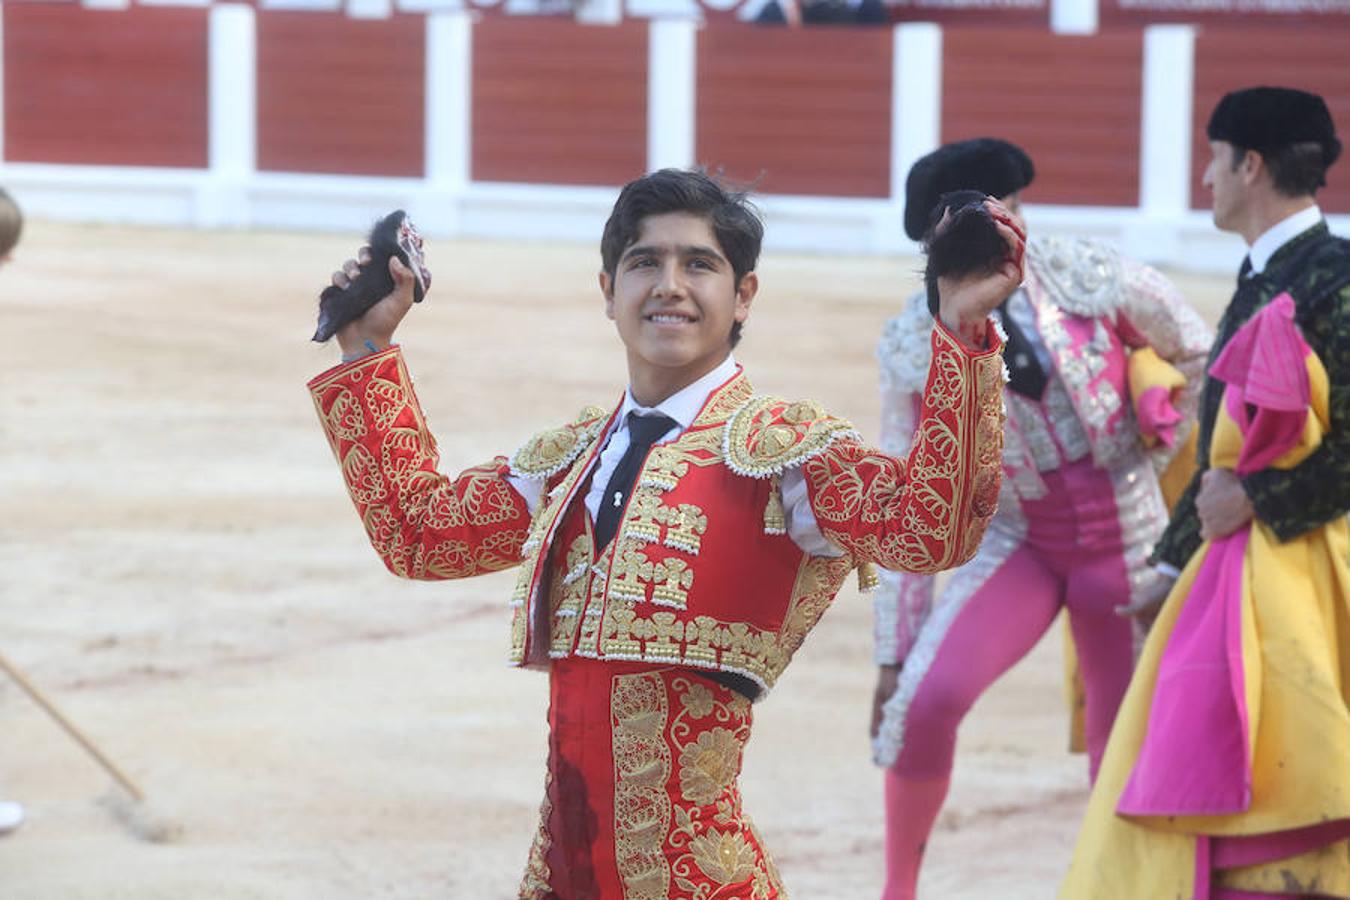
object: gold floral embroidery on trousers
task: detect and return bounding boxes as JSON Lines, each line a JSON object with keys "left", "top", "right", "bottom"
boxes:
{"left": 612, "top": 673, "right": 674, "bottom": 900}
{"left": 607, "top": 672, "right": 785, "bottom": 900}
{"left": 667, "top": 676, "right": 782, "bottom": 899}
{"left": 519, "top": 771, "right": 554, "bottom": 900}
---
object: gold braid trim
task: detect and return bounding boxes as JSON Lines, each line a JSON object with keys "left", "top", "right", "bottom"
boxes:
{"left": 723, "top": 395, "right": 861, "bottom": 479}
{"left": 509, "top": 405, "right": 609, "bottom": 480}
{"left": 611, "top": 673, "right": 674, "bottom": 899}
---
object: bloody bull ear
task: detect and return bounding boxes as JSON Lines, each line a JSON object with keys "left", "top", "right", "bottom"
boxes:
{"left": 312, "top": 210, "right": 432, "bottom": 344}
{"left": 922, "top": 191, "right": 1007, "bottom": 318}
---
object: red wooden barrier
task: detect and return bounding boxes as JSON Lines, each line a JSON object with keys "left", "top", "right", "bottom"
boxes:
{"left": 256, "top": 13, "right": 425, "bottom": 177}
{"left": 1102, "top": 0, "right": 1350, "bottom": 28}
{"left": 697, "top": 25, "right": 892, "bottom": 198}
{"left": 1190, "top": 26, "right": 1350, "bottom": 214}
{"left": 3, "top": 4, "right": 208, "bottom": 168}
{"left": 471, "top": 19, "right": 648, "bottom": 187}
{"left": 942, "top": 27, "right": 1143, "bottom": 207}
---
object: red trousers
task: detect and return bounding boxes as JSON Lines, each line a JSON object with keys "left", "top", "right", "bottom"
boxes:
{"left": 519, "top": 658, "right": 785, "bottom": 899}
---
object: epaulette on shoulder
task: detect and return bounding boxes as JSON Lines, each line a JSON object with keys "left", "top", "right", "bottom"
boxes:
{"left": 877, "top": 291, "right": 935, "bottom": 394}
{"left": 510, "top": 405, "right": 609, "bottom": 480}
{"left": 1028, "top": 235, "right": 1125, "bottom": 318}
{"left": 723, "top": 395, "right": 861, "bottom": 479}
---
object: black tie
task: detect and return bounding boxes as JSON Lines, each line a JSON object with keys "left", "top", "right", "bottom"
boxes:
{"left": 997, "top": 298, "right": 1049, "bottom": 401}
{"left": 594, "top": 412, "right": 677, "bottom": 552}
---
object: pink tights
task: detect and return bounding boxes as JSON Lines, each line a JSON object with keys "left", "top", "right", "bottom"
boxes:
{"left": 882, "top": 462, "right": 1138, "bottom": 899}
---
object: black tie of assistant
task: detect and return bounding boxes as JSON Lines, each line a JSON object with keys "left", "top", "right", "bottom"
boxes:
{"left": 996, "top": 297, "right": 1049, "bottom": 401}
{"left": 593, "top": 412, "right": 677, "bottom": 552}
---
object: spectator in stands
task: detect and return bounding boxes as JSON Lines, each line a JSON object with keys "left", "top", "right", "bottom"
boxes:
{"left": 754, "top": 0, "right": 886, "bottom": 25}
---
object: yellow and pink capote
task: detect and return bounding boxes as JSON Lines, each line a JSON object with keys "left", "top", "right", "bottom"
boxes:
{"left": 1062, "top": 293, "right": 1350, "bottom": 899}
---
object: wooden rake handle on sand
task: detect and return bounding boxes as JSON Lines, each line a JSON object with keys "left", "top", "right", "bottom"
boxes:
{"left": 0, "top": 650, "right": 145, "bottom": 803}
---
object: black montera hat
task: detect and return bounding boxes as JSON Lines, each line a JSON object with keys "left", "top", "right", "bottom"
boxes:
{"left": 1207, "top": 86, "right": 1342, "bottom": 168}
{"left": 904, "top": 138, "right": 1035, "bottom": 241}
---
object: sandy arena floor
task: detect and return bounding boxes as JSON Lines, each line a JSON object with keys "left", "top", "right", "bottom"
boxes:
{"left": 0, "top": 219, "right": 1235, "bottom": 898}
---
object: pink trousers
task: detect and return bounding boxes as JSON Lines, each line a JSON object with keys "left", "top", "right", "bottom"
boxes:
{"left": 883, "top": 459, "right": 1137, "bottom": 899}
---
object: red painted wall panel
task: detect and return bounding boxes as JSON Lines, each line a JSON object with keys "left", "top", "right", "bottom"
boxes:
{"left": 697, "top": 25, "right": 892, "bottom": 198}
{"left": 1191, "top": 26, "right": 1350, "bottom": 214}
{"left": 3, "top": 4, "right": 208, "bottom": 168}
{"left": 472, "top": 19, "right": 647, "bottom": 187}
{"left": 256, "top": 13, "right": 425, "bottom": 177}
{"left": 942, "top": 28, "right": 1143, "bottom": 207}
{"left": 1102, "top": 2, "right": 1349, "bottom": 27}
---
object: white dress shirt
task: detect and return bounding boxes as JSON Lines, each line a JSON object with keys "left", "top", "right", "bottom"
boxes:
{"left": 1247, "top": 205, "right": 1323, "bottom": 276}
{"left": 509, "top": 354, "right": 843, "bottom": 557}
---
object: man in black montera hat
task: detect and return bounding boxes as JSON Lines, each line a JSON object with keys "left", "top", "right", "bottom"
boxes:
{"left": 869, "top": 138, "right": 1211, "bottom": 898}
{"left": 1062, "top": 86, "right": 1350, "bottom": 898}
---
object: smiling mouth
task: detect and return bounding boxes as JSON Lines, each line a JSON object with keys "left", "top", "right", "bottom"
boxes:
{"left": 645, "top": 313, "right": 698, "bottom": 324}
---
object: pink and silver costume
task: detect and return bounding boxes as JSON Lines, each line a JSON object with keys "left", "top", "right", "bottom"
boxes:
{"left": 872, "top": 235, "right": 1212, "bottom": 897}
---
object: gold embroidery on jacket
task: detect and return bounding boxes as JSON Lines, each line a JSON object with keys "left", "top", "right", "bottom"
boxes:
{"left": 610, "top": 545, "right": 657, "bottom": 604}
{"left": 606, "top": 500, "right": 703, "bottom": 610}
{"left": 650, "top": 557, "right": 694, "bottom": 609}
{"left": 509, "top": 444, "right": 597, "bottom": 662}
{"left": 549, "top": 534, "right": 593, "bottom": 655}
{"left": 692, "top": 373, "right": 755, "bottom": 427}
{"left": 802, "top": 439, "right": 949, "bottom": 572}
{"left": 342, "top": 444, "right": 387, "bottom": 505}
{"left": 323, "top": 387, "right": 365, "bottom": 442}
{"left": 724, "top": 396, "right": 860, "bottom": 478}
{"left": 611, "top": 672, "right": 673, "bottom": 900}
{"left": 779, "top": 555, "right": 855, "bottom": 661}
{"left": 365, "top": 378, "right": 406, "bottom": 431}
{"left": 625, "top": 493, "right": 667, "bottom": 545}
{"left": 593, "top": 563, "right": 864, "bottom": 687}
{"left": 576, "top": 552, "right": 608, "bottom": 656}
{"left": 623, "top": 493, "right": 708, "bottom": 554}
{"left": 660, "top": 504, "right": 707, "bottom": 555}
{"left": 763, "top": 474, "right": 786, "bottom": 535}
{"left": 971, "top": 351, "right": 1007, "bottom": 522}
{"left": 510, "top": 405, "right": 608, "bottom": 479}
{"left": 802, "top": 325, "right": 999, "bottom": 575}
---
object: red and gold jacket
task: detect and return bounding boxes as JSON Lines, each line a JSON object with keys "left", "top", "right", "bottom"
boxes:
{"left": 309, "top": 323, "right": 1004, "bottom": 694}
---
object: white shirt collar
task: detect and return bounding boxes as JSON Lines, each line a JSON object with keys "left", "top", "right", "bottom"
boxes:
{"left": 1248, "top": 205, "right": 1323, "bottom": 275}
{"left": 618, "top": 355, "right": 739, "bottom": 432}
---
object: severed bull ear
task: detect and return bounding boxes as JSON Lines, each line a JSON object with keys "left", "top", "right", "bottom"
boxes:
{"left": 922, "top": 191, "right": 1006, "bottom": 318}
{"left": 312, "top": 210, "right": 433, "bottom": 343}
